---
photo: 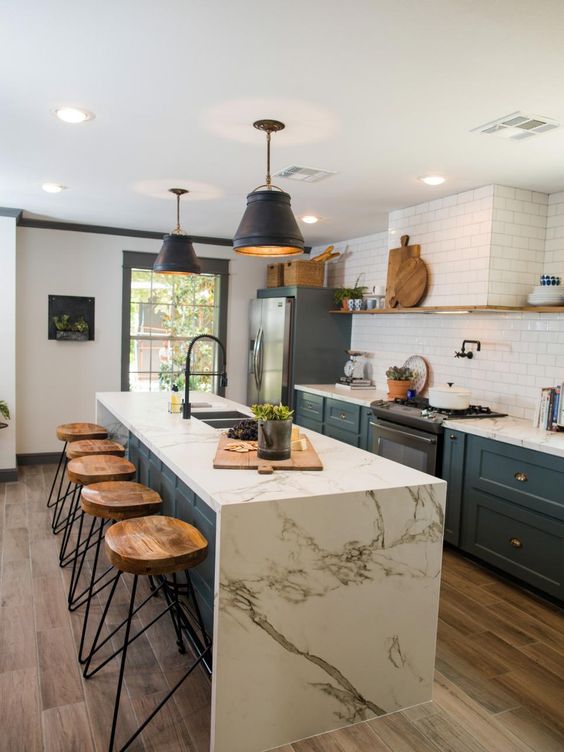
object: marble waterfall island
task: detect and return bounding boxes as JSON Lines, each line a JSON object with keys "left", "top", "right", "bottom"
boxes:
{"left": 96, "top": 391, "right": 446, "bottom": 752}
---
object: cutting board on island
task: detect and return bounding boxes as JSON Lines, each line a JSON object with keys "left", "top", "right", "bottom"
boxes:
{"left": 213, "top": 434, "right": 323, "bottom": 474}
{"left": 385, "top": 234, "right": 428, "bottom": 308}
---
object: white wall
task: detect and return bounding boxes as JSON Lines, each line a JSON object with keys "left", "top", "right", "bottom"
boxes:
{"left": 16, "top": 227, "right": 268, "bottom": 454}
{"left": 545, "top": 191, "right": 564, "bottom": 270}
{"left": 488, "top": 186, "right": 547, "bottom": 306}
{"left": 0, "top": 216, "right": 17, "bottom": 472}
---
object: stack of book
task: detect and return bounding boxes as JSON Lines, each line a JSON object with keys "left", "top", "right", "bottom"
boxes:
{"left": 534, "top": 385, "right": 563, "bottom": 430}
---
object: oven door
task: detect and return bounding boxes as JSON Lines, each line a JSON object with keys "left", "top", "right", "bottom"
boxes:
{"left": 370, "top": 418, "right": 439, "bottom": 475}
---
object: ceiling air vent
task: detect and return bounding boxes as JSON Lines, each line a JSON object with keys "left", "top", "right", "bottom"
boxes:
{"left": 472, "top": 112, "right": 559, "bottom": 140}
{"left": 273, "top": 165, "right": 337, "bottom": 182}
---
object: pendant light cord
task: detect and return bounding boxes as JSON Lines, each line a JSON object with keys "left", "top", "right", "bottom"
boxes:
{"left": 266, "top": 130, "right": 272, "bottom": 188}
{"left": 175, "top": 192, "right": 182, "bottom": 233}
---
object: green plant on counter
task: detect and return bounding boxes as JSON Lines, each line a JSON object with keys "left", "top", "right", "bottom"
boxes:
{"left": 333, "top": 275, "right": 368, "bottom": 306}
{"left": 0, "top": 401, "right": 9, "bottom": 421}
{"left": 73, "top": 316, "right": 89, "bottom": 333}
{"left": 386, "top": 365, "right": 414, "bottom": 381}
{"left": 53, "top": 314, "right": 72, "bottom": 331}
{"left": 250, "top": 403, "right": 294, "bottom": 421}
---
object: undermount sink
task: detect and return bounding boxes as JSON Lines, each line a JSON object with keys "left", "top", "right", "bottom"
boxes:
{"left": 192, "top": 410, "right": 251, "bottom": 428}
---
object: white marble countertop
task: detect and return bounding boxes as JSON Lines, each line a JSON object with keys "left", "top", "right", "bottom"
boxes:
{"left": 443, "top": 415, "right": 564, "bottom": 459}
{"left": 96, "top": 391, "right": 443, "bottom": 512}
{"left": 295, "top": 383, "right": 387, "bottom": 408}
{"left": 295, "top": 384, "right": 564, "bottom": 459}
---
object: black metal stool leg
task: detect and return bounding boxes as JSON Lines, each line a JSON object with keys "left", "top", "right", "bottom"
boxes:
{"left": 108, "top": 574, "right": 138, "bottom": 752}
{"left": 46, "top": 443, "right": 67, "bottom": 509}
{"left": 78, "top": 522, "right": 110, "bottom": 663}
{"left": 52, "top": 479, "right": 77, "bottom": 533}
{"left": 67, "top": 511, "right": 96, "bottom": 607}
{"left": 82, "top": 570, "right": 122, "bottom": 675}
{"left": 58, "top": 485, "right": 82, "bottom": 563}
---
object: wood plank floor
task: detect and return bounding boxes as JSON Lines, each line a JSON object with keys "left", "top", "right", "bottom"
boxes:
{"left": 0, "top": 465, "right": 563, "bottom": 752}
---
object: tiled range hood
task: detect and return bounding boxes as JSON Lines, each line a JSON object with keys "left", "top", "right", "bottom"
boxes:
{"left": 387, "top": 185, "right": 551, "bottom": 308}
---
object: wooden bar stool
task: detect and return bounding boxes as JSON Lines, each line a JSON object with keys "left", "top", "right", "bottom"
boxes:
{"left": 52, "top": 439, "right": 125, "bottom": 534}
{"left": 48, "top": 422, "right": 108, "bottom": 523}
{"left": 76, "top": 481, "right": 162, "bottom": 664}
{"left": 60, "top": 455, "right": 136, "bottom": 604}
{"left": 84, "top": 516, "right": 210, "bottom": 752}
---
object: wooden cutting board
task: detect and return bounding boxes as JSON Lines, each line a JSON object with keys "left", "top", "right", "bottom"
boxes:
{"left": 213, "top": 434, "right": 323, "bottom": 474}
{"left": 391, "top": 256, "right": 428, "bottom": 307}
{"left": 385, "top": 234, "right": 427, "bottom": 308}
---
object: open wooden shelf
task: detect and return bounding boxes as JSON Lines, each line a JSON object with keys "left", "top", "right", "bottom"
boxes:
{"left": 330, "top": 305, "right": 564, "bottom": 315}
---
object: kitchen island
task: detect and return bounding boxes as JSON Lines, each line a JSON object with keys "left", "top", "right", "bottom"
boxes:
{"left": 96, "top": 391, "right": 446, "bottom": 752}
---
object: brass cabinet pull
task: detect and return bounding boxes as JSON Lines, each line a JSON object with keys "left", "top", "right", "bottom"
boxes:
{"left": 509, "top": 537, "right": 523, "bottom": 549}
{"left": 449, "top": 434, "right": 457, "bottom": 441}
{"left": 339, "top": 412, "right": 347, "bottom": 420}
{"left": 514, "top": 471, "right": 528, "bottom": 482}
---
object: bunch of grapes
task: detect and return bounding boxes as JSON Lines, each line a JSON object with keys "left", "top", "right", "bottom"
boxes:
{"left": 227, "top": 419, "right": 258, "bottom": 441}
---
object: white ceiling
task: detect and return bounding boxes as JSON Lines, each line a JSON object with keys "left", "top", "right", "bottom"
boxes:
{"left": 2, "top": 0, "right": 564, "bottom": 246}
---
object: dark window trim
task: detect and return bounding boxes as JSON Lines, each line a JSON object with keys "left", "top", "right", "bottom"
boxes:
{"left": 121, "top": 251, "right": 229, "bottom": 394}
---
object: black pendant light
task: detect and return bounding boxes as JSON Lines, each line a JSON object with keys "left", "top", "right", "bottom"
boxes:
{"left": 233, "top": 120, "right": 304, "bottom": 257}
{"left": 153, "top": 188, "right": 201, "bottom": 275}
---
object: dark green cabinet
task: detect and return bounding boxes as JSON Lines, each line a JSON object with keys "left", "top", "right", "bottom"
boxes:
{"left": 294, "top": 390, "right": 373, "bottom": 450}
{"left": 461, "top": 435, "right": 564, "bottom": 600}
{"left": 440, "top": 429, "right": 466, "bottom": 546}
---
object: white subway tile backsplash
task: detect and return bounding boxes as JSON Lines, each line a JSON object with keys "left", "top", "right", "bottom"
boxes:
{"left": 312, "top": 184, "right": 563, "bottom": 419}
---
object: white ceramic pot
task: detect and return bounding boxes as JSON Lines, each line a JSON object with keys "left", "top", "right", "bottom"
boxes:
{"left": 428, "top": 383, "right": 471, "bottom": 410}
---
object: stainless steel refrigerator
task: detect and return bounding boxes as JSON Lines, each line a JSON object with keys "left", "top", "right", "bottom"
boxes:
{"left": 248, "top": 297, "right": 293, "bottom": 406}
{"left": 247, "top": 287, "right": 352, "bottom": 408}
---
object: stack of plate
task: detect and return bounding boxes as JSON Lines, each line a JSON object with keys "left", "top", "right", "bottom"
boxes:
{"left": 527, "top": 285, "right": 564, "bottom": 306}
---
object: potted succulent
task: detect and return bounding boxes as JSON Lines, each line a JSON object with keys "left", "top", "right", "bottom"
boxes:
{"left": 0, "top": 400, "right": 9, "bottom": 430}
{"left": 333, "top": 276, "right": 368, "bottom": 311}
{"left": 386, "top": 365, "right": 414, "bottom": 400}
{"left": 53, "top": 314, "right": 90, "bottom": 341}
{"left": 251, "top": 402, "right": 294, "bottom": 461}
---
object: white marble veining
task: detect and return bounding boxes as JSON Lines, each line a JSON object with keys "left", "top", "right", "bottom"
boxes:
{"left": 297, "top": 384, "right": 564, "bottom": 459}
{"left": 96, "top": 391, "right": 446, "bottom": 752}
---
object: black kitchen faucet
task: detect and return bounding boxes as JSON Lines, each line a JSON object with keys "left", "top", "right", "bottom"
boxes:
{"left": 183, "top": 334, "right": 228, "bottom": 419}
{"left": 454, "top": 339, "right": 481, "bottom": 359}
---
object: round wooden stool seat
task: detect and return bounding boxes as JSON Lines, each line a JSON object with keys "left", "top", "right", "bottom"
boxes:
{"left": 104, "top": 515, "right": 208, "bottom": 576}
{"left": 56, "top": 423, "right": 108, "bottom": 443}
{"left": 81, "top": 481, "right": 162, "bottom": 521}
{"left": 67, "top": 455, "right": 136, "bottom": 485}
{"left": 67, "top": 439, "right": 125, "bottom": 461}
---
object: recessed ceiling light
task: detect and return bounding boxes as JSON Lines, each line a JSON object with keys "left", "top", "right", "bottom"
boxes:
{"left": 42, "top": 183, "right": 66, "bottom": 193}
{"left": 419, "top": 175, "right": 446, "bottom": 186}
{"left": 301, "top": 215, "right": 319, "bottom": 224}
{"left": 53, "top": 106, "right": 94, "bottom": 124}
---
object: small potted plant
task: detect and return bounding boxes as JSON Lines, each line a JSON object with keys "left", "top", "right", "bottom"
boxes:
{"left": 334, "top": 275, "right": 368, "bottom": 311}
{"left": 251, "top": 403, "right": 294, "bottom": 461}
{"left": 386, "top": 365, "right": 414, "bottom": 400}
{"left": 0, "top": 400, "right": 9, "bottom": 430}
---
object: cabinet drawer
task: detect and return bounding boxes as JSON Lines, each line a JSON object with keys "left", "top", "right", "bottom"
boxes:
{"left": 296, "top": 391, "right": 324, "bottom": 422}
{"left": 296, "top": 416, "right": 323, "bottom": 434}
{"left": 461, "top": 489, "right": 564, "bottom": 598}
{"left": 466, "top": 436, "right": 564, "bottom": 520}
{"left": 324, "top": 423, "right": 361, "bottom": 447}
{"left": 324, "top": 398, "right": 360, "bottom": 434}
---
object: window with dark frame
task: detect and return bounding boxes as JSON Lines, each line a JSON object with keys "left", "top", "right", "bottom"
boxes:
{"left": 121, "top": 251, "right": 229, "bottom": 394}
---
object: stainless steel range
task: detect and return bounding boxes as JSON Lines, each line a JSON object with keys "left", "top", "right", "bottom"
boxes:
{"left": 370, "top": 397, "right": 507, "bottom": 476}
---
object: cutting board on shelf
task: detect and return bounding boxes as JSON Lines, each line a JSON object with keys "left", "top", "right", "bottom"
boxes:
{"left": 213, "top": 434, "right": 323, "bottom": 474}
{"left": 385, "top": 234, "right": 428, "bottom": 308}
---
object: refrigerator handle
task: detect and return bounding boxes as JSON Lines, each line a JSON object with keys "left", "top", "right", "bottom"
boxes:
{"left": 255, "top": 327, "right": 264, "bottom": 390}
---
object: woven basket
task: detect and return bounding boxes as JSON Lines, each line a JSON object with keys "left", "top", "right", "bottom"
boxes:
{"left": 283, "top": 260, "right": 325, "bottom": 287}
{"left": 266, "top": 263, "right": 285, "bottom": 288}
